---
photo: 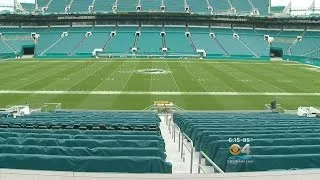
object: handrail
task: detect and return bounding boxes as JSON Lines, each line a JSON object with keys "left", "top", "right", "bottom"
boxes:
{"left": 198, "top": 151, "right": 224, "bottom": 173}
{"left": 181, "top": 133, "right": 194, "bottom": 174}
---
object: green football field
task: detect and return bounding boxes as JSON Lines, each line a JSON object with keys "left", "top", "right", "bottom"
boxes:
{"left": 0, "top": 59, "right": 319, "bottom": 110}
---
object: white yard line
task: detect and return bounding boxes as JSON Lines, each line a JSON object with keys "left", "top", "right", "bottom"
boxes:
{"left": 209, "top": 64, "right": 262, "bottom": 92}
{"left": 165, "top": 61, "right": 181, "bottom": 92}
{"left": 63, "top": 63, "right": 107, "bottom": 91}
{"left": 0, "top": 90, "right": 319, "bottom": 96}
{"left": 118, "top": 62, "right": 139, "bottom": 93}
{"left": 181, "top": 63, "right": 210, "bottom": 91}
{"left": 91, "top": 62, "right": 123, "bottom": 91}
{"left": 12, "top": 64, "right": 75, "bottom": 90}
{"left": 231, "top": 66, "right": 289, "bottom": 93}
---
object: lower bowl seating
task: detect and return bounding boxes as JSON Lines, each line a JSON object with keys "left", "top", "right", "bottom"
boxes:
{"left": 0, "top": 111, "right": 172, "bottom": 173}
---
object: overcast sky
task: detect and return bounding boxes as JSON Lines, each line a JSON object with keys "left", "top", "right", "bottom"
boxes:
{"left": 0, "top": 0, "right": 319, "bottom": 9}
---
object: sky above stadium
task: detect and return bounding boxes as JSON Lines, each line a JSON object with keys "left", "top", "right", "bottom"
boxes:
{"left": 0, "top": 0, "right": 319, "bottom": 9}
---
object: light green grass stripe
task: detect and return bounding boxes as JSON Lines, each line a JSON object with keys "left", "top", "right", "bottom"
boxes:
{"left": 0, "top": 90, "right": 319, "bottom": 96}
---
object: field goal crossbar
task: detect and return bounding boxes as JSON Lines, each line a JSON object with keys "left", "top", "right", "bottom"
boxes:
{"left": 41, "top": 103, "right": 62, "bottom": 112}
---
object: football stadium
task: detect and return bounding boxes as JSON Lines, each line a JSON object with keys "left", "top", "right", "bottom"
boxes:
{"left": 0, "top": 0, "right": 320, "bottom": 179}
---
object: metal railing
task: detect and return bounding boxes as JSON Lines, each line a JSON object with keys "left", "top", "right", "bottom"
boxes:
{"left": 198, "top": 151, "right": 224, "bottom": 174}
{"left": 181, "top": 133, "right": 194, "bottom": 173}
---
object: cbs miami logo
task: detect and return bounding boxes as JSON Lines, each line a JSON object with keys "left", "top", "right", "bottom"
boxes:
{"left": 229, "top": 144, "right": 250, "bottom": 156}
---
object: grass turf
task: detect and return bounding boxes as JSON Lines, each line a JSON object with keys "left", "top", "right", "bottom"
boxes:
{"left": 0, "top": 59, "right": 319, "bottom": 110}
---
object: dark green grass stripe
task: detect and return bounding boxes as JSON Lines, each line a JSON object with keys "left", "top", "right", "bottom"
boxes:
{"left": 0, "top": 62, "right": 58, "bottom": 81}
{"left": 0, "top": 94, "right": 319, "bottom": 110}
{"left": 233, "top": 64, "right": 307, "bottom": 93}
{"left": 167, "top": 62, "right": 206, "bottom": 92}
{"left": 69, "top": 62, "right": 121, "bottom": 91}
{"left": 17, "top": 63, "right": 86, "bottom": 90}
{"left": 206, "top": 63, "right": 258, "bottom": 92}
{"left": 123, "top": 61, "right": 151, "bottom": 91}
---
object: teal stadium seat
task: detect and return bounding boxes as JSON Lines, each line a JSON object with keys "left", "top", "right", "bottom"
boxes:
{"left": 94, "top": 0, "right": 114, "bottom": 12}
{"left": 47, "top": 0, "right": 72, "bottom": 13}
{"left": 0, "top": 111, "right": 171, "bottom": 173}
{"left": 174, "top": 112, "right": 320, "bottom": 172}
{"left": 117, "top": 0, "right": 138, "bottom": 12}
{"left": 164, "top": 0, "right": 184, "bottom": 12}
{"left": 70, "top": 0, "right": 92, "bottom": 13}
{"left": 210, "top": 0, "right": 231, "bottom": 14}
{"left": 187, "top": 0, "right": 208, "bottom": 13}
{"left": 230, "top": 0, "right": 252, "bottom": 14}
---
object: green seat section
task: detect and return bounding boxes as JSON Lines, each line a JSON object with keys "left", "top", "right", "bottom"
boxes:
{"left": 216, "top": 34, "right": 253, "bottom": 56}
{"left": 292, "top": 37, "right": 320, "bottom": 56}
{"left": 21, "top": 3, "right": 35, "bottom": 12}
{"left": 75, "top": 32, "right": 110, "bottom": 54}
{"left": 188, "top": 0, "right": 208, "bottom": 13}
{"left": 94, "top": 0, "right": 114, "bottom": 12}
{"left": 174, "top": 112, "right": 320, "bottom": 172}
{"left": 191, "top": 33, "right": 225, "bottom": 56}
{"left": 47, "top": 0, "right": 72, "bottom": 13}
{"left": 0, "top": 145, "right": 166, "bottom": 159}
{"left": 0, "top": 129, "right": 160, "bottom": 136}
{"left": 226, "top": 154, "right": 320, "bottom": 172}
{"left": 0, "top": 133, "right": 163, "bottom": 142}
{"left": 270, "top": 6, "right": 285, "bottom": 14}
{"left": 105, "top": 32, "right": 135, "bottom": 53}
{"left": 35, "top": 33, "right": 61, "bottom": 56}
{"left": 0, "top": 111, "right": 169, "bottom": 173}
{"left": 37, "top": 0, "right": 50, "bottom": 9}
{"left": 230, "top": 0, "right": 252, "bottom": 14}
{"left": 251, "top": 0, "right": 269, "bottom": 16}
{"left": 46, "top": 33, "right": 85, "bottom": 55}
{"left": 138, "top": 31, "right": 162, "bottom": 55}
{"left": 165, "top": 0, "right": 184, "bottom": 12}
{"left": 2, "top": 34, "right": 34, "bottom": 55}
{"left": 304, "top": 31, "right": 320, "bottom": 37}
{"left": 166, "top": 31, "right": 195, "bottom": 54}
{"left": 0, "top": 154, "right": 172, "bottom": 173}
{"left": 210, "top": 0, "right": 231, "bottom": 13}
{"left": 1, "top": 137, "right": 165, "bottom": 149}
{"left": 0, "top": 39, "right": 15, "bottom": 57}
{"left": 70, "top": 0, "right": 91, "bottom": 13}
{"left": 117, "top": 0, "right": 138, "bottom": 12}
{"left": 141, "top": 0, "right": 161, "bottom": 12}
{"left": 238, "top": 34, "right": 269, "bottom": 57}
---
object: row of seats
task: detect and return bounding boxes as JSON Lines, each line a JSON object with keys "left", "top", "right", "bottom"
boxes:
{"left": 0, "top": 111, "right": 172, "bottom": 173}
{"left": 174, "top": 112, "right": 320, "bottom": 172}
{"left": 29, "top": 0, "right": 269, "bottom": 15}
{"left": 1, "top": 26, "right": 320, "bottom": 60}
